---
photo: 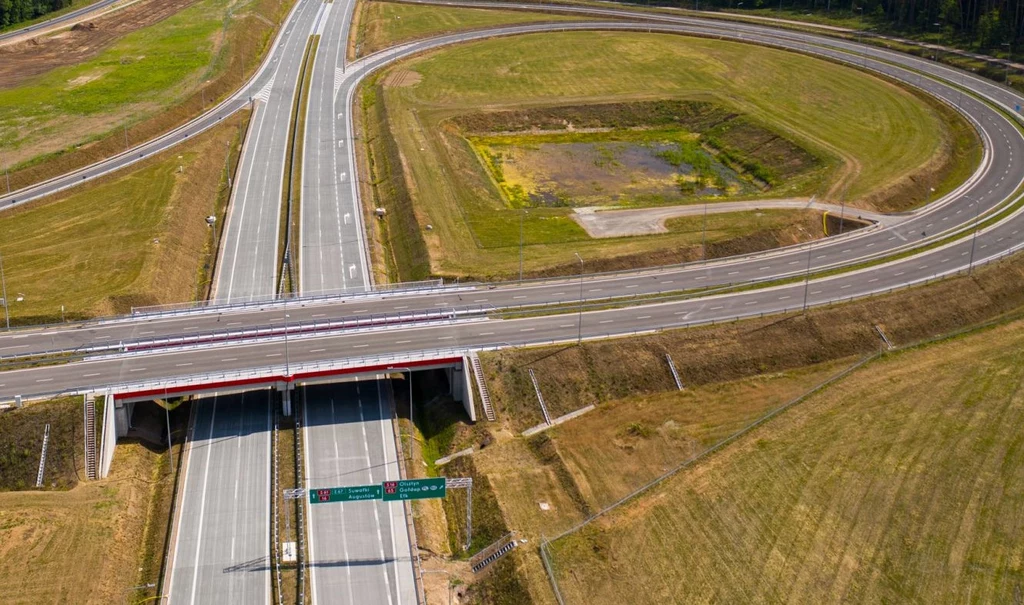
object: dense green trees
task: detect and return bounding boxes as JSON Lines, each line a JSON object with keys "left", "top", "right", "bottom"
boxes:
{"left": 666, "top": 0, "right": 1024, "bottom": 52}
{"left": 0, "top": 0, "right": 74, "bottom": 29}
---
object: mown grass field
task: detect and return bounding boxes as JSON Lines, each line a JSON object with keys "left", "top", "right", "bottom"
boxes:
{"left": 366, "top": 30, "right": 978, "bottom": 280}
{"left": 0, "top": 112, "right": 247, "bottom": 324}
{"left": 1, "top": 0, "right": 289, "bottom": 189}
{"left": 350, "top": 0, "right": 582, "bottom": 58}
{"left": 0, "top": 437, "right": 172, "bottom": 605}
{"left": 545, "top": 318, "right": 1024, "bottom": 603}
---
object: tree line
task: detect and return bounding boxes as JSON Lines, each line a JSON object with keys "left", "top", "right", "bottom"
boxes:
{"left": 649, "top": 0, "right": 1024, "bottom": 51}
{"left": 0, "top": 0, "right": 74, "bottom": 29}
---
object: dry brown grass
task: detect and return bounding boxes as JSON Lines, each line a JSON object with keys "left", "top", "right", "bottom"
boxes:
{"left": 0, "top": 111, "right": 248, "bottom": 324}
{"left": 0, "top": 441, "right": 168, "bottom": 604}
{"left": 482, "top": 250, "right": 1024, "bottom": 432}
{"left": 547, "top": 317, "right": 1024, "bottom": 603}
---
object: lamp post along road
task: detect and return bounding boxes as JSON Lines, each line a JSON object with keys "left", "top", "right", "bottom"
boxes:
{"left": 0, "top": 250, "right": 9, "bottom": 330}
{"left": 574, "top": 252, "right": 584, "bottom": 345}
{"left": 968, "top": 199, "right": 982, "bottom": 274}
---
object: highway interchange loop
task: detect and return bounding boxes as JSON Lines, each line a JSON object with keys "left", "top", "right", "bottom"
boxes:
{"left": 3, "top": 1, "right": 1024, "bottom": 401}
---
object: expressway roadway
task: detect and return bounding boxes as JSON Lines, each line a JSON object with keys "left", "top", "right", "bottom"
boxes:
{"left": 303, "top": 380, "right": 416, "bottom": 605}
{"left": 167, "top": 391, "right": 272, "bottom": 605}
{"left": 2, "top": 17, "right": 1024, "bottom": 366}
{"left": 299, "top": 0, "right": 372, "bottom": 295}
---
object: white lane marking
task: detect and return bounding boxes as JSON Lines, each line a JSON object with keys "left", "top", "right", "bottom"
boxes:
{"left": 637, "top": 315, "right": 651, "bottom": 320}
{"left": 188, "top": 397, "right": 218, "bottom": 605}
{"left": 396, "top": 340, "right": 411, "bottom": 344}
{"left": 599, "top": 319, "right": 614, "bottom": 324}
{"left": 222, "top": 358, "right": 237, "bottom": 362}
{"left": 711, "top": 305, "right": 724, "bottom": 310}
{"left": 83, "top": 373, "right": 101, "bottom": 378}
{"left": 437, "top": 336, "right": 454, "bottom": 340}
{"left": 176, "top": 362, "right": 193, "bottom": 367}
{"left": 266, "top": 353, "right": 282, "bottom": 357}
{"left": 36, "top": 378, "right": 53, "bottom": 382}
{"left": 625, "top": 285, "right": 639, "bottom": 289}
{"left": 520, "top": 328, "right": 535, "bottom": 332}
{"left": 129, "top": 367, "right": 147, "bottom": 372}
{"left": 353, "top": 344, "right": 369, "bottom": 348}
{"left": 479, "top": 332, "right": 494, "bottom": 336}
{"left": 309, "top": 349, "right": 325, "bottom": 354}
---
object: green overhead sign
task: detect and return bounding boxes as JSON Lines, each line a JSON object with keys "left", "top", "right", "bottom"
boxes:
{"left": 383, "top": 477, "right": 446, "bottom": 501}
{"left": 309, "top": 484, "right": 383, "bottom": 504}
{"left": 309, "top": 478, "right": 447, "bottom": 504}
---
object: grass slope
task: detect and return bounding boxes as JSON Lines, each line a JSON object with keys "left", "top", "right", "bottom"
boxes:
{"left": 0, "top": 440, "right": 172, "bottom": 604}
{"left": 0, "top": 111, "right": 247, "bottom": 324}
{"left": 1, "top": 0, "right": 289, "bottom": 189}
{"left": 350, "top": 0, "right": 582, "bottom": 58}
{"left": 547, "top": 318, "right": 1024, "bottom": 603}
{"left": 368, "top": 30, "right": 977, "bottom": 279}
{"left": 0, "top": 397, "right": 84, "bottom": 491}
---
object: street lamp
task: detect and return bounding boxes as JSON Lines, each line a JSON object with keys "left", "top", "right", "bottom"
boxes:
{"left": 802, "top": 238, "right": 814, "bottom": 312}
{"left": 519, "top": 209, "right": 528, "bottom": 282}
{"left": 574, "top": 252, "right": 584, "bottom": 345}
{"left": 122, "top": 582, "right": 156, "bottom": 605}
{"left": 283, "top": 310, "right": 291, "bottom": 377}
{"left": 701, "top": 199, "right": 709, "bottom": 264}
{"left": 1002, "top": 43, "right": 1013, "bottom": 84}
{"left": 0, "top": 250, "right": 10, "bottom": 330}
{"left": 968, "top": 198, "right": 982, "bottom": 274}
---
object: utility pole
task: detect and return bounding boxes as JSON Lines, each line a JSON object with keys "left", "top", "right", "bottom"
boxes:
{"left": 701, "top": 199, "right": 709, "bottom": 263}
{"left": 968, "top": 199, "right": 982, "bottom": 274}
{"left": 574, "top": 252, "right": 584, "bottom": 345}
{"left": 4, "top": 166, "right": 9, "bottom": 194}
{"left": 284, "top": 309, "right": 291, "bottom": 376}
{"left": 519, "top": 209, "right": 526, "bottom": 282}
{"left": 802, "top": 239, "right": 814, "bottom": 312}
{"left": 123, "top": 123, "right": 129, "bottom": 152}
{"left": 0, "top": 250, "right": 9, "bottom": 330}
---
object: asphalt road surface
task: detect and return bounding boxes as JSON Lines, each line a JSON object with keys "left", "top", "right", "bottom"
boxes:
{"left": 299, "top": 0, "right": 372, "bottom": 295}
{"left": 211, "top": 0, "right": 329, "bottom": 302}
{"left": 303, "top": 380, "right": 416, "bottom": 605}
{"left": 4, "top": 14, "right": 1024, "bottom": 401}
{"left": 167, "top": 392, "right": 272, "bottom": 605}
{"left": 1, "top": 14, "right": 1023, "bottom": 366}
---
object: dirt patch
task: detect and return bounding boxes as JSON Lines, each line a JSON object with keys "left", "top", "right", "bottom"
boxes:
{"left": 383, "top": 68, "right": 421, "bottom": 88}
{"left": 0, "top": 0, "right": 198, "bottom": 90}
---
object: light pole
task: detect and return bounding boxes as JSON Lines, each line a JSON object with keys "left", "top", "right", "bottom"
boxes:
{"left": 519, "top": 209, "right": 527, "bottom": 282}
{"left": 701, "top": 199, "right": 709, "bottom": 263}
{"left": 802, "top": 239, "right": 814, "bottom": 312}
{"left": 283, "top": 311, "right": 291, "bottom": 377}
{"left": 1003, "top": 43, "right": 1012, "bottom": 83}
{"left": 122, "top": 582, "right": 156, "bottom": 605}
{"left": 968, "top": 199, "right": 982, "bottom": 274}
{"left": 0, "top": 250, "right": 9, "bottom": 330}
{"left": 574, "top": 252, "right": 584, "bottom": 345}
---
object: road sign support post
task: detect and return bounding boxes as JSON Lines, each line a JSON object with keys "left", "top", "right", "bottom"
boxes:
{"left": 445, "top": 477, "right": 473, "bottom": 552}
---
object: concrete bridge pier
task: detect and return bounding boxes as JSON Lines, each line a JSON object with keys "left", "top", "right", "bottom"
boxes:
{"left": 278, "top": 381, "right": 295, "bottom": 416}
{"left": 445, "top": 358, "right": 476, "bottom": 423}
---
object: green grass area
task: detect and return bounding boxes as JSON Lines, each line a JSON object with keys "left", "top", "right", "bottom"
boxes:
{"left": 351, "top": 0, "right": 583, "bottom": 58}
{"left": 0, "top": 112, "right": 247, "bottom": 324}
{"left": 365, "top": 30, "right": 972, "bottom": 279}
{"left": 0, "top": 397, "right": 83, "bottom": 491}
{"left": 546, "top": 317, "right": 1024, "bottom": 603}
{"left": 0, "top": 0, "right": 228, "bottom": 154}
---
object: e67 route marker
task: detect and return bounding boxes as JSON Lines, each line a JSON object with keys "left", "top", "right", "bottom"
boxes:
{"left": 310, "top": 484, "right": 383, "bottom": 504}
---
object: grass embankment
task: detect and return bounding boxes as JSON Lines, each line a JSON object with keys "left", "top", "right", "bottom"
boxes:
{"left": 0, "top": 396, "right": 83, "bottom": 490}
{"left": 482, "top": 248, "right": 1024, "bottom": 432}
{"left": 0, "top": 0, "right": 291, "bottom": 191}
{"left": 546, "top": 317, "right": 1024, "bottom": 603}
{"left": 349, "top": 0, "right": 583, "bottom": 59}
{"left": 361, "top": 30, "right": 978, "bottom": 280}
{"left": 0, "top": 428, "right": 176, "bottom": 604}
{"left": 0, "top": 111, "right": 248, "bottom": 324}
